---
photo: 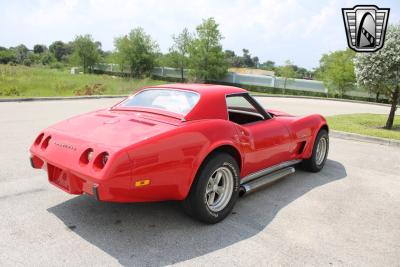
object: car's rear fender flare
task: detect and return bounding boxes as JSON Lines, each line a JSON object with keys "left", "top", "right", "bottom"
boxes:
{"left": 185, "top": 141, "right": 243, "bottom": 198}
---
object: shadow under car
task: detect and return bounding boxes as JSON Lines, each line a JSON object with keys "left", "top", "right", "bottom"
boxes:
{"left": 48, "top": 159, "right": 347, "bottom": 266}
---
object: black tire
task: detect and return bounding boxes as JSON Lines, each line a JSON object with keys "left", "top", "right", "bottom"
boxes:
{"left": 301, "top": 129, "right": 329, "bottom": 172}
{"left": 183, "top": 153, "right": 240, "bottom": 224}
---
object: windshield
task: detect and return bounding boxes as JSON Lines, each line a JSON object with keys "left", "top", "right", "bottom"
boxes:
{"left": 118, "top": 89, "right": 200, "bottom": 115}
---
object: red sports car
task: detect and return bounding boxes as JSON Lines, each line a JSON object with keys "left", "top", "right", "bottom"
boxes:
{"left": 30, "top": 84, "right": 329, "bottom": 223}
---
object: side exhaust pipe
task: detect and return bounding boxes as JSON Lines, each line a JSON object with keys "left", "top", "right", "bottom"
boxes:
{"left": 239, "top": 167, "right": 295, "bottom": 197}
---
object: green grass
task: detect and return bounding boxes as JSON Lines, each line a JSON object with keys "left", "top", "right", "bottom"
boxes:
{"left": 326, "top": 114, "right": 400, "bottom": 140}
{"left": 0, "top": 65, "right": 164, "bottom": 97}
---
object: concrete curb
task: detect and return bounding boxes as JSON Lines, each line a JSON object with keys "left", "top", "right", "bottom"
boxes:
{"left": 0, "top": 95, "right": 125, "bottom": 102}
{"left": 331, "top": 130, "right": 400, "bottom": 147}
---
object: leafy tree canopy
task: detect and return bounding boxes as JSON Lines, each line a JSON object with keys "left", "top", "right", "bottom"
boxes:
{"left": 33, "top": 44, "right": 47, "bottom": 54}
{"left": 114, "top": 28, "right": 159, "bottom": 77}
{"left": 354, "top": 24, "right": 400, "bottom": 129}
{"left": 169, "top": 28, "right": 192, "bottom": 80}
{"left": 189, "top": 18, "right": 227, "bottom": 81}
{"left": 71, "top": 34, "right": 101, "bottom": 73}
{"left": 49, "top": 41, "right": 73, "bottom": 62}
{"left": 318, "top": 48, "right": 355, "bottom": 97}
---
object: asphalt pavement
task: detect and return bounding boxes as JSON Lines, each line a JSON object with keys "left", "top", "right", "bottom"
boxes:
{"left": 0, "top": 97, "right": 398, "bottom": 266}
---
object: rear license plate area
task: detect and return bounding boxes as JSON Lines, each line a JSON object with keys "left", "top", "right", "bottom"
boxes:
{"left": 48, "top": 164, "right": 70, "bottom": 191}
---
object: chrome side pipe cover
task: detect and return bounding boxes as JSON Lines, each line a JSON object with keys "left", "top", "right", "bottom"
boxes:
{"left": 239, "top": 167, "right": 295, "bottom": 196}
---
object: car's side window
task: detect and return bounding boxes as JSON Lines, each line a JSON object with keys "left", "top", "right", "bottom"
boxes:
{"left": 226, "top": 95, "right": 265, "bottom": 125}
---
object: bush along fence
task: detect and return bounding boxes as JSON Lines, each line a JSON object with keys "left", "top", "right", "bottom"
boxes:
{"left": 91, "top": 64, "right": 389, "bottom": 103}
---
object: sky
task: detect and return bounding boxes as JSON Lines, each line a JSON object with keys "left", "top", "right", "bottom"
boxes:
{"left": 0, "top": 0, "right": 399, "bottom": 69}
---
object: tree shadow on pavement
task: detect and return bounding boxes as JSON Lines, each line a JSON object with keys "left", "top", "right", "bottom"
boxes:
{"left": 48, "top": 159, "right": 346, "bottom": 266}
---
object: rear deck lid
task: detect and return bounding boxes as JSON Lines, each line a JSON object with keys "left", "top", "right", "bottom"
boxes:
{"left": 50, "top": 109, "right": 180, "bottom": 147}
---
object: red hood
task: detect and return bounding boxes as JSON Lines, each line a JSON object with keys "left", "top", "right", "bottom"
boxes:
{"left": 49, "top": 109, "right": 180, "bottom": 148}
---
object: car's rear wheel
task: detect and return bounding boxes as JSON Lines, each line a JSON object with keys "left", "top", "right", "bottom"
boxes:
{"left": 301, "top": 128, "right": 329, "bottom": 172}
{"left": 183, "top": 153, "right": 240, "bottom": 224}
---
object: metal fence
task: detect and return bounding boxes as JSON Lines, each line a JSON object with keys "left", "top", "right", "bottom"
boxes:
{"left": 152, "top": 67, "right": 329, "bottom": 94}
{"left": 93, "top": 64, "right": 327, "bottom": 93}
{"left": 92, "top": 64, "right": 382, "bottom": 99}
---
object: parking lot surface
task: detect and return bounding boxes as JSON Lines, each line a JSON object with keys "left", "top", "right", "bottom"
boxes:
{"left": 0, "top": 97, "right": 398, "bottom": 266}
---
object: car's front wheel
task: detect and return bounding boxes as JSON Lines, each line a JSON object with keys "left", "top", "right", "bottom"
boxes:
{"left": 301, "top": 128, "right": 329, "bottom": 172}
{"left": 183, "top": 153, "right": 240, "bottom": 224}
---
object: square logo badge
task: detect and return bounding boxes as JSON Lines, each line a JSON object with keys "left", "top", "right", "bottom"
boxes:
{"left": 342, "top": 5, "right": 390, "bottom": 52}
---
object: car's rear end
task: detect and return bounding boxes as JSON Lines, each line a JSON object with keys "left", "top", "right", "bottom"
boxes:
{"left": 30, "top": 127, "right": 133, "bottom": 201}
{"left": 29, "top": 107, "right": 179, "bottom": 202}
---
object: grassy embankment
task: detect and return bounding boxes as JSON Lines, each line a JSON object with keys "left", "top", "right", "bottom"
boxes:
{"left": 0, "top": 65, "right": 164, "bottom": 97}
{"left": 326, "top": 114, "right": 400, "bottom": 140}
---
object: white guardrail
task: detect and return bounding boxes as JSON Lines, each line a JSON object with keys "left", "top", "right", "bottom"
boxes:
{"left": 91, "top": 64, "right": 381, "bottom": 99}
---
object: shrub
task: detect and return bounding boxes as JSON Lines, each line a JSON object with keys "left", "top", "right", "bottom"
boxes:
{"left": 0, "top": 50, "right": 17, "bottom": 64}
{"left": 0, "top": 87, "right": 21, "bottom": 96}
{"left": 23, "top": 59, "right": 32, "bottom": 66}
{"left": 28, "top": 53, "right": 41, "bottom": 65}
{"left": 74, "top": 83, "right": 106, "bottom": 96}
{"left": 40, "top": 52, "right": 55, "bottom": 65}
{"left": 49, "top": 62, "right": 64, "bottom": 69}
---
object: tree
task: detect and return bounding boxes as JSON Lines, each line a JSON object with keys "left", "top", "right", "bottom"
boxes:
{"left": 252, "top": 56, "right": 259, "bottom": 68}
{"left": 224, "top": 50, "right": 245, "bottom": 67}
{"left": 224, "top": 50, "right": 236, "bottom": 61}
{"left": 260, "top": 60, "right": 275, "bottom": 70}
{"left": 278, "top": 60, "right": 296, "bottom": 91}
{"left": 224, "top": 48, "right": 260, "bottom": 68}
{"left": 154, "top": 52, "right": 173, "bottom": 67}
{"left": 0, "top": 49, "right": 16, "bottom": 64}
{"left": 33, "top": 44, "right": 47, "bottom": 54}
{"left": 28, "top": 52, "right": 41, "bottom": 65}
{"left": 318, "top": 49, "right": 355, "bottom": 97}
{"left": 188, "top": 18, "right": 227, "bottom": 81}
{"left": 114, "top": 28, "right": 159, "bottom": 77}
{"left": 353, "top": 54, "right": 383, "bottom": 102}
{"left": 354, "top": 24, "right": 400, "bottom": 129}
{"left": 12, "top": 44, "right": 29, "bottom": 64}
{"left": 224, "top": 50, "right": 238, "bottom": 67}
{"left": 169, "top": 28, "right": 192, "bottom": 81}
{"left": 292, "top": 66, "right": 312, "bottom": 79}
{"left": 242, "top": 49, "right": 254, "bottom": 67}
{"left": 40, "top": 52, "right": 55, "bottom": 65}
{"left": 71, "top": 35, "right": 100, "bottom": 73}
{"left": 49, "top": 41, "right": 73, "bottom": 61}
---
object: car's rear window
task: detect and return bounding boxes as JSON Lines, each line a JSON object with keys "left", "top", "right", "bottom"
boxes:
{"left": 119, "top": 89, "right": 200, "bottom": 115}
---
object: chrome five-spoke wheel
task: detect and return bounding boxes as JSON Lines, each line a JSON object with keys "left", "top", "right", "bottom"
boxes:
{"left": 315, "top": 136, "right": 328, "bottom": 166}
{"left": 205, "top": 166, "right": 234, "bottom": 212}
{"left": 183, "top": 153, "right": 239, "bottom": 224}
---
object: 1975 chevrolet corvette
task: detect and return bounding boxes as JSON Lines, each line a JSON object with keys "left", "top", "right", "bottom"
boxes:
{"left": 30, "top": 84, "right": 329, "bottom": 223}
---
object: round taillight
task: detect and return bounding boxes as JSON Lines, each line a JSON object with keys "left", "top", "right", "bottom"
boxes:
{"left": 93, "top": 152, "right": 109, "bottom": 170}
{"left": 79, "top": 148, "right": 94, "bottom": 165}
{"left": 41, "top": 136, "right": 51, "bottom": 150}
{"left": 87, "top": 150, "right": 94, "bottom": 162}
{"left": 34, "top": 133, "right": 44, "bottom": 146}
{"left": 102, "top": 153, "right": 109, "bottom": 165}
